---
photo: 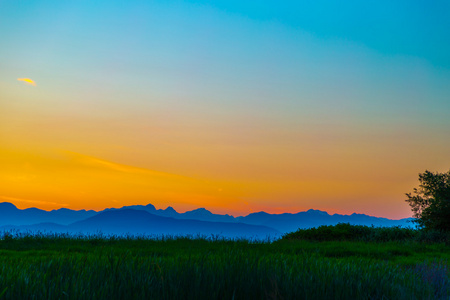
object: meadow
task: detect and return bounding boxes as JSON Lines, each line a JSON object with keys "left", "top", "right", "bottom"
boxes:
{"left": 0, "top": 225, "right": 449, "bottom": 300}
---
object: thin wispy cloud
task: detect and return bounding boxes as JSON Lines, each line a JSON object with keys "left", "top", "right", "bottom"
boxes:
{"left": 17, "top": 78, "right": 37, "bottom": 86}
{"left": 0, "top": 195, "right": 68, "bottom": 207}
{"left": 62, "top": 150, "right": 194, "bottom": 180}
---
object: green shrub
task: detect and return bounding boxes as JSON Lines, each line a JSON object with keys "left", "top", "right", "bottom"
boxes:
{"left": 282, "top": 223, "right": 418, "bottom": 242}
{"left": 415, "top": 230, "right": 450, "bottom": 244}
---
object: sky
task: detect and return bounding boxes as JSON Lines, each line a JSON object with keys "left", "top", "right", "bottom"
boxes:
{"left": 1, "top": 0, "right": 449, "bottom": 219}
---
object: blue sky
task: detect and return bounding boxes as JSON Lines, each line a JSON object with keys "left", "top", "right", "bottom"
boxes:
{"left": 0, "top": 0, "right": 449, "bottom": 217}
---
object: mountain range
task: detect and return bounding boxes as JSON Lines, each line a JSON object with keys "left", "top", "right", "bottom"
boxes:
{"left": 0, "top": 202, "right": 413, "bottom": 239}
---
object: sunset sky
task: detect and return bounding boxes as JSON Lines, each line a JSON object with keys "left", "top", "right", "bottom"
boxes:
{"left": 1, "top": 1, "right": 449, "bottom": 219}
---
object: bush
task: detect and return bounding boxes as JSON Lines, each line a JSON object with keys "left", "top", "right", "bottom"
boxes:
{"left": 282, "top": 223, "right": 418, "bottom": 242}
{"left": 415, "top": 230, "right": 450, "bottom": 244}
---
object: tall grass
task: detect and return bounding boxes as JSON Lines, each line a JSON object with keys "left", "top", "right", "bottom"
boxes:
{"left": 0, "top": 231, "right": 448, "bottom": 299}
{"left": 0, "top": 245, "right": 448, "bottom": 299}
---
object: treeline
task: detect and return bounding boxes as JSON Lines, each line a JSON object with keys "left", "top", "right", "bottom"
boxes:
{"left": 282, "top": 223, "right": 450, "bottom": 243}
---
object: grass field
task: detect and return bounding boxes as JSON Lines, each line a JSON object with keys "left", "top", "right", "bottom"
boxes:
{"left": 0, "top": 226, "right": 449, "bottom": 299}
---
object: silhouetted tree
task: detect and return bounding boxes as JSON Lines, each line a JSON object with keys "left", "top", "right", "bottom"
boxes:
{"left": 406, "top": 170, "right": 450, "bottom": 231}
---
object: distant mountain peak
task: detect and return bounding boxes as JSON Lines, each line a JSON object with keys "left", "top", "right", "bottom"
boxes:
{"left": 0, "top": 202, "right": 18, "bottom": 210}
{"left": 351, "top": 212, "right": 366, "bottom": 217}
{"left": 145, "top": 203, "right": 156, "bottom": 210}
{"left": 306, "top": 209, "right": 329, "bottom": 216}
{"left": 185, "top": 208, "right": 212, "bottom": 215}
{"left": 194, "top": 208, "right": 208, "bottom": 212}
{"left": 251, "top": 211, "right": 270, "bottom": 216}
{"left": 54, "top": 208, "right": 71, "bottom": 212}
{"left": 165, "top": 206, "right": 177, "bottom": 213}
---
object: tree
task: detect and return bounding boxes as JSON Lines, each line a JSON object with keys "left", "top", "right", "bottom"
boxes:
{"left": 405, "top": 170, "right": 450, "bottom": 231}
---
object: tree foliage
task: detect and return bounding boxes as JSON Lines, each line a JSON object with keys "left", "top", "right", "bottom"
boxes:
{"left": 405, "top": 170, "right": 450, "bottom": 231}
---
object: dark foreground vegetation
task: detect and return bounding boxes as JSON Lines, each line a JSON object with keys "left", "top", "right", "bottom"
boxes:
{"left": 283, "top": 222, "right": 450, "bottom": 243}
{"left": 0, "top": 225, "right": 449, "bottom": 300}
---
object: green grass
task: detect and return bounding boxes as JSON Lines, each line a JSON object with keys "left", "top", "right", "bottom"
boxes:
{"left": 0, "top": 229, "right": 448, "bottom": 299}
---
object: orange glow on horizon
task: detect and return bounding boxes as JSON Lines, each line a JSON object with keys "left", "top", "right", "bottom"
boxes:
{"left": 0, "top": 147, "right": 415, "bottom": 219}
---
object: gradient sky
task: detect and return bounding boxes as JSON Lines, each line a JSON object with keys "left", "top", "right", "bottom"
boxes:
{"left": 1, "top": 0, "right": 449, "bottom": 219}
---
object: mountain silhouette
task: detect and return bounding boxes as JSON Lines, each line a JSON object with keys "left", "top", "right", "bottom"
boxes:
{"left": 0, "top": 202, "right": 97, "bottom": 226}
{"left": 69, "top": 209, "right": 280, "bottom": 238}
{"left": 1, "top": 209, "right": 281, "bottom": 239}
{"left": 236, "top": 209, "right": 412, "bottom": 232}
{"left": 0, "top": 202, "right": 413, "bottom": 238}
{"left": 109, "top": 204, "right": 412, "bottom": 232}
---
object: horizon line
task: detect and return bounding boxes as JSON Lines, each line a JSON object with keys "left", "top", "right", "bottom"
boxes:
{"left": 0, "top": 199, "right": 412, "bottom": 221}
